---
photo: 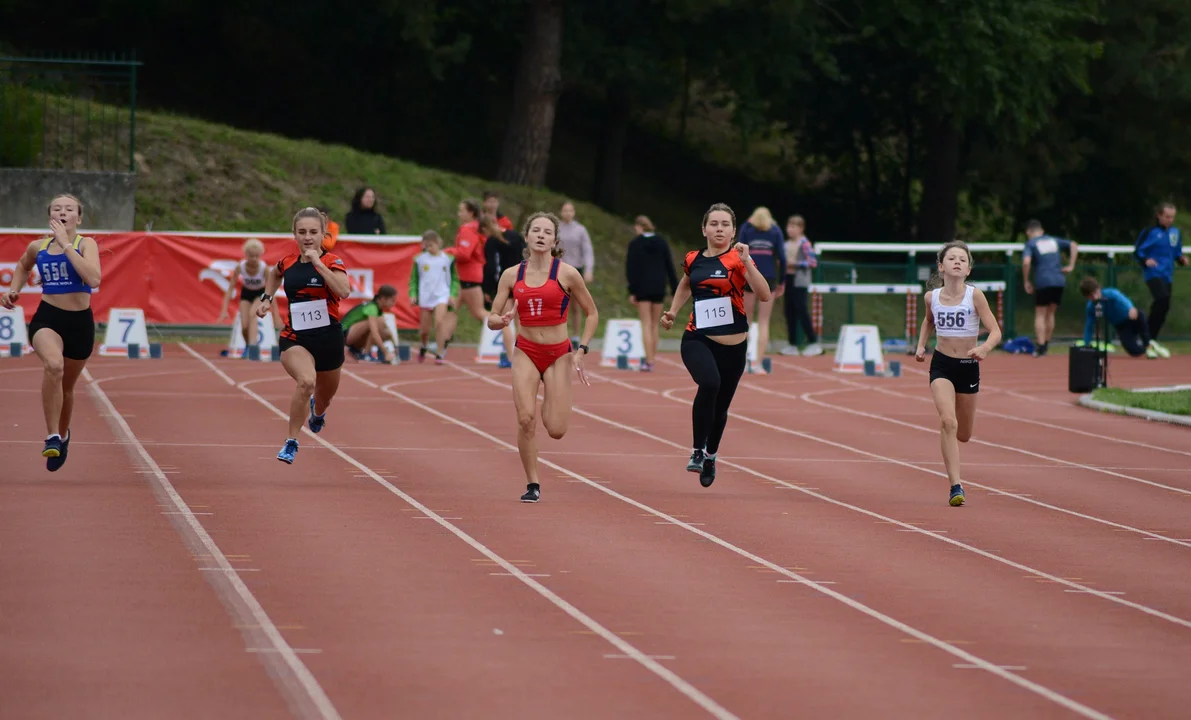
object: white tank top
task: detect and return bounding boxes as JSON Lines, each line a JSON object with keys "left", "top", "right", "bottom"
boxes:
{"left": 931, "top": 285, "right": 980, "bottom": 338}
{"left": 240, "top": 259, "right": 266, "bottom": 290}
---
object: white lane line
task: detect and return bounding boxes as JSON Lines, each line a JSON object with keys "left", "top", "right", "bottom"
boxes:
{"left": 83, "top": 368, "right": 341, "bottom": 720}
{"left": 379, "top": 367, "right": 1115, "bottom": 720}
{"left": 776, "top": 362, "right": 1191, "bottom": 488}
{"left": 221, "top": 367, "right": 738, "bottom": 720}
{"left": 179, "top": 342, "right": 235, "bottom": 386}
{"left": 446, "top": 361, "right": 1191, "bottom": 631}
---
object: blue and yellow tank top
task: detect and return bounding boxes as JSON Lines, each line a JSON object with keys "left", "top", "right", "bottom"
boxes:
{"left": 35, "top": 236, "right": 92, "bottom": 295}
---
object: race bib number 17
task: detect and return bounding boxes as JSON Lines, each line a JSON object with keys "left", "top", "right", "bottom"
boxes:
{"left": 291, "top": 299, "right": 331, "bottom": 331}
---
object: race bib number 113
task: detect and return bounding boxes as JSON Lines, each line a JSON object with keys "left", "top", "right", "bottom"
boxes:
{"left": 291, "top": 299, "right": 331, "bottom": 331}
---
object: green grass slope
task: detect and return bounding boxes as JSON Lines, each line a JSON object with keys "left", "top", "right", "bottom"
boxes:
{"left": 132, "top": 109, "right": 673, "bottom": 343}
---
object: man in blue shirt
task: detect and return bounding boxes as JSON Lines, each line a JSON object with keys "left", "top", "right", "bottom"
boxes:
{"left": 1078, "top": 276, "right": 1167, "bottom": 358}
{"left": 1022, "top": 220, "right": 1078, "bottom": 357}
{"left": 1133, "top": 202, "right": 1186, "bottom": 353}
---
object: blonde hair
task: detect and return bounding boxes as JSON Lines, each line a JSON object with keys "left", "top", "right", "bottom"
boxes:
{"left": 291, "top": 207, "right": 326, "bottom": 234}
{"left": 243, "top": 238, "right": 264, "bottom": 255}
{"left": 925, "top": 240, "right": 973, "bottom": 290}
{"left": 47, "top": 194, "right": 84, "bottom": 219}
{"left": 522, "top": 211, "right": 564, "bottom": 259}
{"left": 634, "top": 215, "right": 655, "bottom": 232}
{"left": 747, "top": 206, "right": 774, "bottom": 232}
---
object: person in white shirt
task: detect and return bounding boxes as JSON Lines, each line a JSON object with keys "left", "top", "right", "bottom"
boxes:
{"left": 558, "top": 201, "right": 594, "bottom": 344}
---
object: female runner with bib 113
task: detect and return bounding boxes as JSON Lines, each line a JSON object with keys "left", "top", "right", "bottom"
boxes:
{"left": 915, "top": 240, "right": 1001, "bottom": 506}
{"left": 257, "top": 207, "right": 353, "bottom": 464}
{"left": 661, "top": 203, "right": 771, "bottom": 488}
{"left": 2, "top": 194, "right": 101, "bottom": 470}
{"left": 487, "top": 211, "right": 599, "bottom": 503}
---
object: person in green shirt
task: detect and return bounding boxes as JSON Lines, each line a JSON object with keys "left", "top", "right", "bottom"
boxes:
{"left": 343, "top": 284, "right": 399, "bottom": 363}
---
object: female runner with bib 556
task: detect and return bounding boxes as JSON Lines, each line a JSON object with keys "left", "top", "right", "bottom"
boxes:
{"left": 915, "top": 240, "right": 1001, "bottom": 507}
{"left": 487, "top": 211, "right": 599, "bottom": 503}
{"left": 1, "top": 194, "right": 101, "bottom": 470}
{"left": 257, "top": 208, "right": 353, "bottom": 464}
{"left": 661, "top": 203, "right": 771, "bottom": 488}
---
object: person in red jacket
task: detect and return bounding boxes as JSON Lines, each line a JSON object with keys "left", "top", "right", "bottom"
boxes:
{"left": 441, "top": 198, "right": 490, "bottom": 347}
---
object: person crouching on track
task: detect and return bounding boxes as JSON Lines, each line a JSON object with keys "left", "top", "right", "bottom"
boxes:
{"left": 410, "top": 230, "right": 459, "bottom": 365}
{"left": 1078, "top": 277, "right": 1165, "bottom": 359}
{"left": 660, "top": 203, "right": 771, "bottom": 488}
{"left": 486, "top": 211, "right": 599, "bottom": 503}
{"left": 257, "top": 207, "right": 352, "bottom": 464}
{"left": 1, "top": 194, "right": 101, "bottom": 470}
{"left": 342, "top": 284, "right": 399, "bottom": 363}
{"left": 914, "top": 240, "right": 1002, "bottom": 507}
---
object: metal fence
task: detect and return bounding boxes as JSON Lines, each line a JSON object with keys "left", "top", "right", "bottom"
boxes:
{"left": 0, "top": 53, "right": 141, "bottom": 173}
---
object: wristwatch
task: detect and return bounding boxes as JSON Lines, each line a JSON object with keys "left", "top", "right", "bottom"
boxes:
{"left": 260, "top": 293, "right": 272, "bottom": 302}
{"left": 578, "top": 344, "right": 589, "bottom": 355}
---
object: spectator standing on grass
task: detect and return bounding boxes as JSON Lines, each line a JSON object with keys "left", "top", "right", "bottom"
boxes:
{"left": 737, "top": 207, "right": 787, "bottom": 373}
{"left": 345, "top": 187, "right": 386, "bottom": 235}
{"left": 559, "top": 201, "right": 594, "bottom": 346}
{"left": 625, "top": 215, "right": 678, "bottom": 371}
{"left": 1021, "top": 219, "right": 1078, "bottom": 358}
{"left": 482, "top": 190, "right": 515, "bottom": 231}
{"left": 1133, "top": 202, "right": 1185, "bottom": 356}
{"left": 781, "top": 214, "right": 821, "bottom": 356}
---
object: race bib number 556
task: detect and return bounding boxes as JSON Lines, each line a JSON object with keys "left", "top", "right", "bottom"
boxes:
{"left": 291, "top": 299, "right": 331, "bottom": 331}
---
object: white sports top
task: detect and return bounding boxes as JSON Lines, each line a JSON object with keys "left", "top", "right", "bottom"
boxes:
{"left": 240, "top": 259, "right": 266, "bottom": 290}
{"left": 931, "top": 285, "right": 980, "bottom": 338}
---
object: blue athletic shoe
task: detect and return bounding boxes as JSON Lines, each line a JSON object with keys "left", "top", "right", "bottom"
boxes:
{"left": 949, "top": 483, "right": 965, "bottom": 507}
{"left": 42, "top": 435, "right": 63, "bottom": 459}
{"left": 47, "top": 430, "right": 70, "bottom": 472}
{"left": 308, "top": 396, "right": 325, "bottom": 433}
{"left": 277, "top": 438, "right": 299, "bottom": 464}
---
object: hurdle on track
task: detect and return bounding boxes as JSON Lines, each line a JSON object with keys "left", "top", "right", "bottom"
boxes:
{"left": 811, "top": 281, "right": 1007, "bottom": 343}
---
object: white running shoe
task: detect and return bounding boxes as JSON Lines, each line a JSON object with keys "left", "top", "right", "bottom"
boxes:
{"left": 801, "top": 343, "right": 824, "bottom": 356}
{"left": 780, "top": 345, "right": 801, "bottom": 356}
{"left": 1150, "top": 340, "right": 1172, "bottom": 358}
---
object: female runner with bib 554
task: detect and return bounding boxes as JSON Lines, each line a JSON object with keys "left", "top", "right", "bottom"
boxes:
{"left": 257, "top": 208, "right": 353, "bottom": 464}
{"left": 661, "top": 203, "right": 771, "bottom": 488}
{"left": 915, "top": 240, "right": 1001, "bottom": 506}
{"left": 2, "top": 194, "right": 101, "bottom": 470}
{"left": 487, "top": 211, "right": 599, "bottom": 503}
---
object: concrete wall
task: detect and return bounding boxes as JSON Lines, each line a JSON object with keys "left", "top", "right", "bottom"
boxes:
{"left": 0, "top": 169, "right": 136, "bottom": 230}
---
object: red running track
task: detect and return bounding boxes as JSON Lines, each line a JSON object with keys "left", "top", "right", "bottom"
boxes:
{"left": 1, "top": 344, "right": 1189, "bottom": 719}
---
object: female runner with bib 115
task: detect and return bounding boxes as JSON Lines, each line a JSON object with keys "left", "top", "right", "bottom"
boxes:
{"left": 1, "top": 194, "right": 101, "bottom": 470}
{"left": 661, "top": 203, "right": 771, "bottom": 488}
{"left": 915, "top": 240, "right": 1001, "bottom": 506}
{"left": 257, "top": 207, "right": 353, "bottom": 464}
{"left": 487, "top": 211, "right": 599, "bottom": 503}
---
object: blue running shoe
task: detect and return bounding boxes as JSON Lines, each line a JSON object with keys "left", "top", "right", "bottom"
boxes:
{"left": 949, "top": 483, "right": 965, "bottom": 506}
{"left": 42, "top": 435, "right": 63, "bottom": 459}
{"left": 47, "top": 430, "right": 70, "bottom": 472}
{"left": 277, "top": 438, "right": 299, "bottom": 464}
{"left": 308, "top": 396, "right": 326, "bottom": 433}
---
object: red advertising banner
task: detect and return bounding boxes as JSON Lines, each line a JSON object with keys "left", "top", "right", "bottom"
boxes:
{"left": 0, "top": 231, "right": 423, "bottom": 328}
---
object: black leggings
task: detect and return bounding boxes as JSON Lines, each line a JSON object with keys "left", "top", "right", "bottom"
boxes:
{"left": 1116, "top": 312, "right": 1152, "bottom": 356}
{"left": 784, "top": 278, "right": 817, "bottom": 344}
{"left": 680, "top": 331, "right": 748, "bottom": 455}
{"left": 1146, "top": 277, "right": 1172, "bottom": 340}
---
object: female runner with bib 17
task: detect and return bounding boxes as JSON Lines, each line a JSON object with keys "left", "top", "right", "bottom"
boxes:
{"left": 257, "top": 207, "right": 353, "bottom": 464}
{"left": 661, "top": 203, "right": 771, "bottom": 488}
{"left": 914, "top": 240, "right": 1001, "bottom": 507}
{"left": 486, "top": 211, "right": 599, "bottom": 503}
{"left": 2, "top": 194, "right": 102, "bottom": 470}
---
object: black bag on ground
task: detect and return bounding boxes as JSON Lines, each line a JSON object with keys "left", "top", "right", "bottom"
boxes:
{"left": 1069, "top": 299, "right": 1108, "bottom": 393}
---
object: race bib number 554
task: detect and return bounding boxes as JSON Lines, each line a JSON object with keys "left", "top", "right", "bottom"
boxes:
{"left": 291, "top": 299, "right": 331, "bottom": 331}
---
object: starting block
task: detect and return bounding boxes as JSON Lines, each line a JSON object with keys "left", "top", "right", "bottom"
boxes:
{"left": 228, "top": 311, "right": 277, "bottom": 359}
{"left": 100, "top": 308, "right": 160, "bottom": 358}
{"left": 0, "top": 306, "right": 32, "bottom": 358}
{"left": 477, "top": 323, "right": 507, "bottom": 364}
{"left": 835, "top": 324, "right": 884, "bottom": 374}
{"left": 746, "top": 323, "right": 774, "bottom": 374}
{"left": 601, "top": 319, "right": 645, "bottom": 369}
